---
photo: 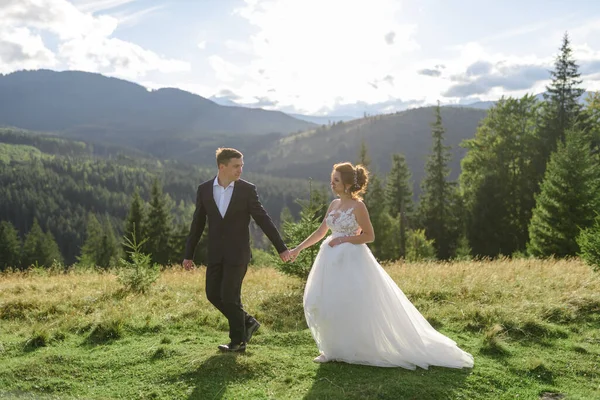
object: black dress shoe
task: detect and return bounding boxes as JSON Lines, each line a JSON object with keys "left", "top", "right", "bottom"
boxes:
{"left": 218, "top": 342, "right": 246, "bottom": 352}
{"left": 245, "top": 318, "right": 261, "bottom": 343}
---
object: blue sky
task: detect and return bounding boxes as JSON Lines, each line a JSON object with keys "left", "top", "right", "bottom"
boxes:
{"left": 1, "top": 0, "right": 600, "bottom": 117}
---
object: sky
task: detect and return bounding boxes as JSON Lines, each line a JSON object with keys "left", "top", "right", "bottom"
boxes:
{"left": 1, "top": 0, "right": 600, "bottom": 117}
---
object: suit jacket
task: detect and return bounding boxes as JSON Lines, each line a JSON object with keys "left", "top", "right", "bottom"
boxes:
{"left": 184, "top": 177, "right": 287, "bottom": 265}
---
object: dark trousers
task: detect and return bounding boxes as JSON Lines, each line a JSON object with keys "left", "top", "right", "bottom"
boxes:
{"left": 205, "top": 262, "right": 251, "bottom": 344}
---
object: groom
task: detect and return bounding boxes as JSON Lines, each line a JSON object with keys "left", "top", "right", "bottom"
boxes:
{"left": 183, "top": 147, "right": 290, "bottom": 352}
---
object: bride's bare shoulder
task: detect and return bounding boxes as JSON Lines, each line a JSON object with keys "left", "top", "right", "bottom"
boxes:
{"left": 327, "top": 199, "right": 341, "bottom": 212}
{"left": 353, "top": 200, "right": 369, "bottom": 213}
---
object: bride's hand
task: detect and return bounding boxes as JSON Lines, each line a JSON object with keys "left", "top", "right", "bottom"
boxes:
{"left": 289, "top": 248, "right": 301, "bottom": 261}
{"left": 328, "top": 237, "right": 345, "bottom": 247}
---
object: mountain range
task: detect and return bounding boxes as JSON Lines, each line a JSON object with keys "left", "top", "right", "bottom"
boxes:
{"left": 0, "top": 69, "right": 491, "bottom": 190}
{"left": 15, "top": 70, "right": 597, "bottom": 193}
{"left": 208, "top": 95, "right": 356, "bottom": 124}
{"left": 0, "top": 70, "right": 316, "bottom": 144}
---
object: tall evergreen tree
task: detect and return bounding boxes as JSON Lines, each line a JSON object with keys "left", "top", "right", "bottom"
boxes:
{"left": 0, "top": 220, "right": 21, "bottom": 271}
{"left": 460, "top": 95, "right": 541, "bottom": 256}
{"left": 356, "top": 139, "right": 399, "bottom": 260}
{"left": 357, "top": 138, "right": 371, "bottom": 168}
{"left": 384, "top": 153, "right": 413, "bottom": 258}
{"left": 364, "top": 174, "right": 389, "bottom": 259}
{"left": 43, "top": 230, "right": 63, "bottom": 267}
{"left": 537, "top": 32, "right": 585, "bottom": 176}
{"left": 528, "top": 128, "right": 600, "bottom": 257}
{"left": 79, "top": 213, "right": 103, "bottom": 267}
{"left": 21, "top": 219, "right": 62, "bottom": 268}
{"left": 99, "top": 216, "right": 119, "bottom": 268}
{"left": 143, "top": 179, "right": 173, "bottom": 265}
{"left": 418, "top": 103, "right": 457, "bottom": 260}
{"left": 582, "top": 91, "right": 600, "bottom": 155}
{"left": 123, "top": 187, "right": 145, "bottom": 260}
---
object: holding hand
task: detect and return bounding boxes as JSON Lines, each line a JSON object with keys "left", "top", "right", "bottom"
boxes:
{"left": 182, "top": 259, "right": 195, "bottom": 271}
{"left": 289, "top": 247, "right": 301, "bottom": 262}
{"left": 279, "top": 249, "right": 291, "bottom": 262}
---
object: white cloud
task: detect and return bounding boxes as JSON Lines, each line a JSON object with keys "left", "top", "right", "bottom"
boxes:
{"left": 0, "top": 0, "right": 118, "bottom": 40}
{"left": 197, "top": 40, "right": 206, "bottom": 50}
{"left": 208, "top": 55, "right": 244, "bottom": 83}
{"left": 112, "top": 4, "right": 165, "bottom": 28}
{"left": 59, "top": 36, "right": 190, "bottom": 78}
{"left": 72, "top": 0, "right": 138, "bottom": 13}
{"left": 219, "top": 0, "right": 420, "bottom": 113}
{"left": 569, "top": 17, "right": 600, "bottom": 46}
{"left": 0, "top": 0, "right": 189, "bottom": 78}
{"left": 0, "top": 26, "right": 57, "bottom": 72}
{"left": 224, "top": 39, "right": 253, "bottom": 55}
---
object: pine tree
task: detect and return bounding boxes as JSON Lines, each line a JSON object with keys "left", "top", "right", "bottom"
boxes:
{"left": 528, "top": 128, "right": 600, "bottom": 257}
{"left": 123, "top": 187, "right": 145, "bottom": 261}
{"left": 357, "top": 138, "right": 371, "bottom": 168}
{"left": 357, "top": 142, "right": 398, "bottom": 260}
{"left": 577, "top": 212, "right": 600, "bottom": 271}
{"left": 418, "top": 103, "right": 457, "bottom": 259}
{"left": 460, "top": 95, "right": 541, "bottom": 257}
{"left": 43, "top": 230, "right": 63, "bottom": 267}
{"left": 582, "top": 91, "right": 600, "bottom": 155}
{"left": 79, "top": 213, "right": 103, "bottom": 267}
{"left": 21, "top": 219, "right": 62, "bottom": 268}
{"left": 362, "top": 174, "right": 393, "bottom": 259}
{"left": 143, "top": 179, "right": 173, "bottom": 266}
{"left": 0, "top": 220, "right": 21, "bottom": 271}
{"left": 537, "top": 32, "right": 585, "bottom": 176}
{"left": 384, "top": 153, "right": 413, "bottom": 258}
{"left": 98, "top": 216, "right": 119, "bottom": 268}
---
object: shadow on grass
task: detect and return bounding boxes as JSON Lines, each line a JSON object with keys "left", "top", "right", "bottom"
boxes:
{"left": 303, "top": 362, "right": 471, "bottom": 400}
{"left": 174, "top": 353, "right": 256, "bottom": 400}
{"left": 258, "top": 288, "right": 307, "bottom": 332}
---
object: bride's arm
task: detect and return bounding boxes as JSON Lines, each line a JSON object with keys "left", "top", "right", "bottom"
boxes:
{"left": 330, "top": 201, "right": 375, "bottom": 246}
{"left": 292, "top": 200, "right": 336, "bottom": 252}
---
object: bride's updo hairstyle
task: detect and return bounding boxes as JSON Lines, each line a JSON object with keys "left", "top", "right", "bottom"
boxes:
{"left": 333, "top": 162, "right": 370, "bottom": 200}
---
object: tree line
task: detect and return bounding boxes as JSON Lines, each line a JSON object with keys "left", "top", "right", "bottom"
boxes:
{"left": 1, "top": 33, "right": 599, "bottom": 272}
{"left": 358, "top": 33, "right": 600, "bottom": 263}
{"left": 275, "top": 33, "right": 600, "bottom": 278}
{"left": 0, "top": 135, "right": 316, "bottom": 270}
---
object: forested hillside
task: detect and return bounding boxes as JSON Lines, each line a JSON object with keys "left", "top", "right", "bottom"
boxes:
{"left": 0, "top": 128, "right": 320, "bottom": 265}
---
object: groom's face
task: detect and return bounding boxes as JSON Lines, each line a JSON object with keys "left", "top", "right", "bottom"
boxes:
{"left": 220, "top": 156, "right": 244, "bottom": 181}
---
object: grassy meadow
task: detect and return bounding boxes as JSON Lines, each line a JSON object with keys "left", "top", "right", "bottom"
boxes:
{"left": 0, "top": 258, "right": 599, "bottom": 399}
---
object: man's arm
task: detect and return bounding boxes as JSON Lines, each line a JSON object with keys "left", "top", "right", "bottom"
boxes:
{"left": 248, "top": 184, "right": 289, "bottom": 259}
{"left": 183, "top": 185, "right": 207, "bottom": 268}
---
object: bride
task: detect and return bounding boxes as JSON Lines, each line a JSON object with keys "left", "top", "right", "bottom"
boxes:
{"left": 289, "top": 162, "right": 474, "bottom": 369}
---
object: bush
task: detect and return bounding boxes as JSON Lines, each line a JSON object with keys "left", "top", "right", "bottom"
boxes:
{"left": 577, "top": 213, "right": 600, "bottom": 271}
{"left": 117, "top": 235, "right": 160, "bottom": 293}
{"left": 250, "top": 248, "right": 278, "bottom": 268}
{"left": 273, "top": 183, "right": 327, "bottom": 281}
{"left": 406, "top": 229, "right": 436, "bottom": 262}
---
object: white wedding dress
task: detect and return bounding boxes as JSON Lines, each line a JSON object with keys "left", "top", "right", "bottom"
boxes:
{"left": 303, "top": 207, "right": 474, "bottom": 369}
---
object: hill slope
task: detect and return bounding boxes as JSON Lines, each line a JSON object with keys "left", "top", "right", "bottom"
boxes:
{"left": 249, "top": 106, "right": 488, "bottom": 189}
{"left": 0, "top": 70, "right": 316, "bottom": 147}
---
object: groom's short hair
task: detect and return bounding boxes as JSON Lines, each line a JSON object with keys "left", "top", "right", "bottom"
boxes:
{"left": 216, "top": 147, "right": 243, "bottom": 166}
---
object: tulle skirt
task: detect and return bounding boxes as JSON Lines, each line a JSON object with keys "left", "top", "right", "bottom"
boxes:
{"left": 303, "top": 235, "right": 474, "bottom": 369}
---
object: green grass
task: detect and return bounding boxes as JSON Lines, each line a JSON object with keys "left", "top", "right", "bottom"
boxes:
{"left": 1, "top": 259, "right": 599, "bottom": 399}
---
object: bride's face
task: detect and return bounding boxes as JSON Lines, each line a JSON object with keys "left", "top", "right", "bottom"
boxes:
{"left": 331, "top": 171, "right": 346, "bottom": 196}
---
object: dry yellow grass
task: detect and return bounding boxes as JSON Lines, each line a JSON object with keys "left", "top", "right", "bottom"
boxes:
{"left": 1, "top": 258, "right": 598, "bottom": 337}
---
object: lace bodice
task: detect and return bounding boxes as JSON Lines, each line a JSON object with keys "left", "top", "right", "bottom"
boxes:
{"left": 326, "top": 207, "right": 360, "bottom": 237}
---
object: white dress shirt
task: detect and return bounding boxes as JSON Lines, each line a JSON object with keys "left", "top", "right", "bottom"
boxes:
{"left": 213, "top": 177, "right": 235, "bottom": 217}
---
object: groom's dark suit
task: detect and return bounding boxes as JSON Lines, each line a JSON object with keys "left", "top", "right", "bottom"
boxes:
{"left": 185, "top": 177, "right": 287, "bottom": 344}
